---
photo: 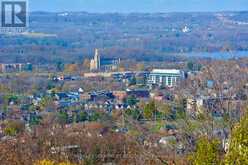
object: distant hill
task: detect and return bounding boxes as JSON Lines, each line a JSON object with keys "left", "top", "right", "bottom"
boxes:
{"left": 0, "top": 11, "right": 248, "bottom": 63}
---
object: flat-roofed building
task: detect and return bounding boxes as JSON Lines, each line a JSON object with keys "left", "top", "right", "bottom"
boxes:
{"left": 0, "top": 63, "right": 24, "bottom": 73}
{"left": 148, "top": 69, "right": 184, "bottom": 87}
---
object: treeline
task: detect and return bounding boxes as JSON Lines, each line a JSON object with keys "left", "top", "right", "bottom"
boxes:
{"left": 0, "top": 109, "right": 247, "bottom": 165}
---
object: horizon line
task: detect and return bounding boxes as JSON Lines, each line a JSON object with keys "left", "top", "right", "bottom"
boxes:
{"left": 29, "top": 10, "right": 248, "bottom": 14}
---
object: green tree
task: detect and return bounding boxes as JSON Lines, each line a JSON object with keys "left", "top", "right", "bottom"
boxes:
{"left": 176, "top": 106, "right": 186, "bottom": 119}
{"left": 188, "top": 137, "right": 221, "bottom": 165}
{"left": 125, "top": 109, "right": 142, "bottom": 120}
{"left": 4, "top": 120, "right": 25, "bottom": 136}
{"left": 126, "top": 96, "right": 138, "bottom": 106}
{"left": 128, "top": 77, "right": 136, "bottom": 86}
{"left": 57, "top": 112, "right": 68, "bottom": 125}
{"left": 224, "top": 111, "right": 248, "bottom": 165}
{"left": 56, "top": 61, "right": 64, "bottom": 72}
{"left": 89, "top": 112, "right": 101, "bottom": 122}
{"left": 157, "top": 103, "right": 172, "bottom": 118}
{"left": 29, "top": 115, "right": 42, "bottom": 126}
{"left": 144, "top": 100, "right": 156, "bottom": 119}
{"left": 4, "top": 127, "right": 17, "bottom": 136}
{"left": 4, "top": 94, "right": 19, "bottom": 105}
{"left": 39, "top": 96, "right": 53, "bottom": 111}
{"left": 187, "top": 61, "right": 194, "bottom": 71}
{"left": 77, "top": 111, "right": 88, "bottom": 122}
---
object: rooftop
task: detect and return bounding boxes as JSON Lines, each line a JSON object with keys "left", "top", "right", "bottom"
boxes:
{"left": 151, "top": 69, "right": 181, "bottom": 74}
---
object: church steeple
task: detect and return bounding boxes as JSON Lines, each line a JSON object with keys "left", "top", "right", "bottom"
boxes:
{"left": 90, "top": 48, "right": 101, "bottom": 71}
{"left": 94, "top": 48, "right": 101, "bottom": 69}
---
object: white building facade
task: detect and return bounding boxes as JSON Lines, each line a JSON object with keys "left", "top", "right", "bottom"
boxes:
{"left": 148, "top": 69, "right": 184, "bottom": 87}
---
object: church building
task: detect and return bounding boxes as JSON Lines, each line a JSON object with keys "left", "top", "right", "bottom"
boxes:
{"left": 90, "top": 49, "right": 120, "bottom": 71}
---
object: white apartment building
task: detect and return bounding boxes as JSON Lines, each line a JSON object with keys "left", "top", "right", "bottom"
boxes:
{"left": 148, "top": 69, "right": 184, "bottom": 87}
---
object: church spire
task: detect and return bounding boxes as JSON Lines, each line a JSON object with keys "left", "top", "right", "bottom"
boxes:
{"left": 94, "top": 48, "right": 100, "bottom": 70}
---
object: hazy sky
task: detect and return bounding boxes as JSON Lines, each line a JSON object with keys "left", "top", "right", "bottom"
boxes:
{"left": 29, "top": 0, "right": 248, "bottom": 12}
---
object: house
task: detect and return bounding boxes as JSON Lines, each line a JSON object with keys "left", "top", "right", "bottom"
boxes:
{"left": 159, "top": 136, "right": 177, "bottom": 147}
{"left": 158, "top": 135, "right": 185, "bottom": 153}
{"left": 55, "top": 93, "right": 69, "bottom": 100}
{"left": 113, "top": 91, "right": 127, "bottom": 101}
{"left": 80, "top": 93, "right": 91, "bottom": 101}
{"left": 150, "top": 92, "right": 165, "bottom": 101}
{"left": 55, "top": 92, "right": 79, "bottom": 101}
{"left": 0, "top": 123, "right": 4, "bottom": 135}
{"left": 186, "top": 98, "right": 204, "bottom": 116}
{"left": 56, "top": 101, "right": 80, "bottom": 108}
{"left": 78, "top": 88, "right": 84, "bottom": 93}
{"left": 114, "top": 104, "right": 129, "bottom": 110}
{"left": 50, "top": 145, "right": 82, "bottom": 161}
{"left": 90, "top": 91, "right": 114, "bottom": 102}
{"left": 126, "top": 89, "right": 150, "bottom": 98}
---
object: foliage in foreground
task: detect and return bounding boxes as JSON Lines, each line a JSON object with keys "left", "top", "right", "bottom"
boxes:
{"left": 34, "top": 160, "right": 75, "bottom": 165}
{"left": 188, "top": 137, "right": 222, "bottom": 165}
{"left": 224, "top": 111, "right": 248, "bottom": 165}
{"left": 188, "top": 110, "right": 248, "bottom": 165}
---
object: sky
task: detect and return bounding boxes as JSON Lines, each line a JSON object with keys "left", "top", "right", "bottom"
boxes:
{"left": 29, "top": 0, "right": 248, "bottom": 13}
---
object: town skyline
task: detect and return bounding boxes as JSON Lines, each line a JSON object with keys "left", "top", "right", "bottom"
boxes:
{"left": 0, "top": 1, "right": 248, "bottom": 164}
